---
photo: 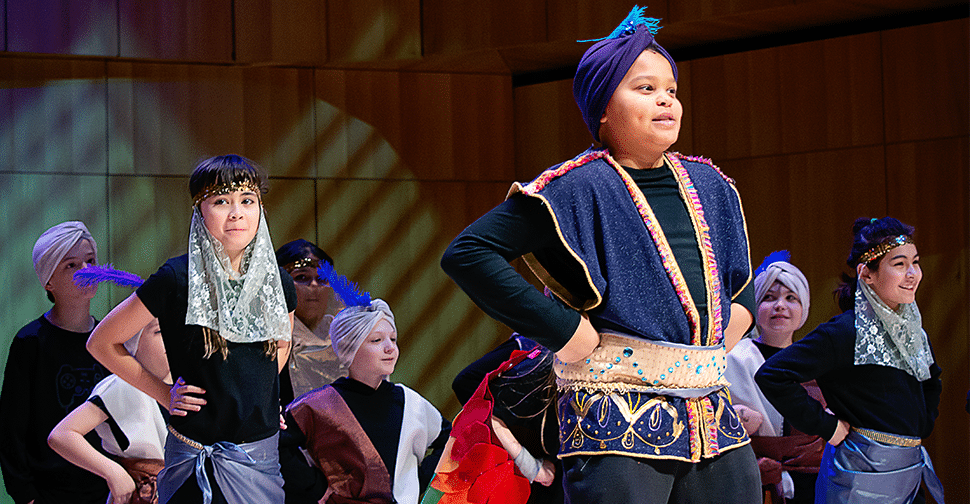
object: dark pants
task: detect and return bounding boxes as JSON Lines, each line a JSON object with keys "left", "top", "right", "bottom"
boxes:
{"left": 562, "top": 444, "right": 761, "bottom": 504}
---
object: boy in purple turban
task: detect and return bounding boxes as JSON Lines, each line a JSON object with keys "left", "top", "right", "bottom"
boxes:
{"left": 442, "top": 6, "right": 761, "bottom": 503}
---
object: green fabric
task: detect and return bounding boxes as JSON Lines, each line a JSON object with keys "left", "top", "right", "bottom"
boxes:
{"left": 419, "top": 478, "right": 444, "bottom": 504}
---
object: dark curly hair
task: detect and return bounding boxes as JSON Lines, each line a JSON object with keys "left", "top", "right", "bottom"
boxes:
{"left": 835, "top": 217, "right": 916, "bottom": 312}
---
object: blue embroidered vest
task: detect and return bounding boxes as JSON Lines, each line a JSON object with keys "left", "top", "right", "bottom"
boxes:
{"left": 509, "top": 149, "right": 752, "bottom": 462}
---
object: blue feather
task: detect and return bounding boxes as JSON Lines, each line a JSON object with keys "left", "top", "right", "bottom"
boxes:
{"left": 317, "top": 261, "right": 372, "bottom": 308}
{"left": 73, "top": 264, "right": 144, "bottom": 288}
{"left": 754, "top": 250, "right": 791, "bottom": 277}
{"left": 579, "top": 6, "right": 662, "bottom": 43}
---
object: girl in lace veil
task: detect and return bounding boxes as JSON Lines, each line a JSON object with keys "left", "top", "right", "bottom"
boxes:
{"left": 88, "top": 155, "right": 297, "bottom": 504}
{"left": 756, "top": 217, "right": 943, "bottom": 504}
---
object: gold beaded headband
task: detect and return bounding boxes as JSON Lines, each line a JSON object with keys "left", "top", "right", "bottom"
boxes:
{"left": 857, "top": 235, "right": 915, "bottom": 265}
{"left": 193, "top": 180, "right": 261, "bottom": 206}
{"left": 283, "top": 257, "right": 317, "bottom": 272}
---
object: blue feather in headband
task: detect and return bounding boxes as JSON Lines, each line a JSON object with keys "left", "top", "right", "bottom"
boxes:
{"left": 754, "top": 250, "right": 791, "bottom": 278}
{"left": 579, "top": 6, "right": 661, "bottom": 42}
{"left": 317, "top": 261, "right": 372, "bottom": 308}
{"left": 73, "top": 264, "right": 145, "bottom": 288}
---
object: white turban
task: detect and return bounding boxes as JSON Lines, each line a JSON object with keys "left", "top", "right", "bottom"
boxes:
{"left": 32, "top": 221, "right": 97, "bottom": 287}
{"left": 329, "top": 298, "right": 396, "bottom": 370}
{"left": 753, "top": 261, "right": 810, "bottom": 330}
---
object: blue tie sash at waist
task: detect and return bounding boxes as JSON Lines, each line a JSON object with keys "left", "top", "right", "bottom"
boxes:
{"left": 158, "top": 425, "right": 284, "bottom": 504}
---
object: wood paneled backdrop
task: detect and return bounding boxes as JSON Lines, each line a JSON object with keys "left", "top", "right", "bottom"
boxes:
{"left": 1, "top": 1, "right": 966, "bottom": 502}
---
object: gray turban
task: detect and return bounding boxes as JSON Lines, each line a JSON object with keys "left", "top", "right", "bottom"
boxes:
{"left": 329, "top": 298, "right": 396, "bottom": 370}
{"left": 753, "top": 261, "right": 810, "bottom": 330}
{"left": 32, "top": 221, "right": 97, "bottom": 287}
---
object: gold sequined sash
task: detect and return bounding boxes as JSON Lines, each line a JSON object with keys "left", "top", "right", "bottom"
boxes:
{"left": 555, "top": 332, "right": 728, "bottom": 395}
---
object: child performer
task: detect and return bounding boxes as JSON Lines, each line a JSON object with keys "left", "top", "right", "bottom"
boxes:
{"left": 440, "top": 6, "right": 760, "bottom": 503}
{"left": 0, "top": 221, "right": 110, "bottom": 504}
{"left": 87, "top": 155, "right": 297, "bottom": 504}
{"left": 756, "top": 217, "right": 944, "bottom": 504}
{"left": 50, "top": 317, "right": 169, "bottom": 504}
{"left": 283, "top": 264, "right": 450, "bottom": 504}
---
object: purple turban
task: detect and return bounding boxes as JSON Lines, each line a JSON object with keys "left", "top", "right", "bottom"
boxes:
{"left": 573, "top": 6, "right": 677, "bottom": 142}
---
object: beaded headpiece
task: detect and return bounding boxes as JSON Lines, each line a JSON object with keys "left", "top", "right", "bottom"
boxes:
{"left": 857, "top": 235, "right": 915, "bottom": 265}
{"left": 284, "top": 257, "right": 317, "bottom": 272}
{"left": 193, "top": 180, "right": 261, "bottom": 206}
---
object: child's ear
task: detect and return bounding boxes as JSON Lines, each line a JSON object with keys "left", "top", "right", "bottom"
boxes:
{"left": 857, "top": 263, "right": 872, "bottom": 285}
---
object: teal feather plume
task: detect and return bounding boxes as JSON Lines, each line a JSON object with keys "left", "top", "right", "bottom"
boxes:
{"left": 579, "top": 6, "right": 662, "bottom": 43}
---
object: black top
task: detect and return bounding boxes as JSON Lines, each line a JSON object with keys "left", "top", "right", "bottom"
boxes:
{"left": 441, "top": 167, "right": 754, "bottom": 351}
{"left": 332, "top": 378, "right": 406, "bottom": 485}
{"left": 755, "top": 310, "right": 942, "bottom": 441}
{"left": 136, "top": 254, "right": 297, "bottom": 445}
{"left": 0, "top": 316, "right": 110, "bottom": 504}
{"left": 282, "top": 377, "right": 451, "bottom": 495}
{"left": 752, "top": 340, "right": 784, "bottom": 361}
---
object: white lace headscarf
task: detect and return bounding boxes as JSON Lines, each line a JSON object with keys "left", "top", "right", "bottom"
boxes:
{"left": 854, "top": 279, "right": 933, "bottom": 381}
{"left": 32, "top": 221, "right": 97, "bottom": 287}
{"left": 750, "top": 261, "right": 810, "bottom": 338}
{"left": 329, "top": 299, "right": 396, "bottom": 370}
{"left": 185, "top": 204, "right": 291, "bottom": 346}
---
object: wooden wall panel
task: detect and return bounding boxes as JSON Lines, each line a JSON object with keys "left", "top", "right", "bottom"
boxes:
{"left": 322, "top": 69, "right": 515, "bottom": 183}
{"left": 512, "top": 79, "right": 591, "bottom": 181}
{"left": 106, "top": 175, "right": 190, "bottom": 303}
{"left": 777, "top": 34, "right": 884, "bottom": 152}
{"left": 325, "top": 0, "right": 421, "bottom": 62}
{"left": 118, "top": 0, "right": 232, "bottom": 61}
{"left": 6, "top": 0, "right": 117, "bottom": 56}
{"left": 547, "top": 1, "right": 667, "bottom": 42}
{"left": 235, "top": 0, "right": 328, "bottom": 65}
{"left": 263, "top": 178, "right": 320, "bottom": 252}
{"left": 422, "top": 0, "right": 547, "bottom": 55}
{"left": 0, "top": 57, "right": 107, "bottom": 174}
{"left": 319, "top": 69, "right": 405, "bottom": 179}
{"left": 691, "top": 33, "right": 884, "bottom": 161}
{"left": 691, "top": 48, "right": 784, "bottom": 160}
{"left": 239, "top": 67, "right": 317, "bottom": 178}
{"left": 668, "top": 0, "right": 793, "bottom": 22}
{"left": 425, "top": 73, "right": 515, "bottom": 182}
{"left": 882, "top": 18, "right": 970, "bottom": 143}
{"left": 106, "top": 62, "right": 245, "bottom": 175}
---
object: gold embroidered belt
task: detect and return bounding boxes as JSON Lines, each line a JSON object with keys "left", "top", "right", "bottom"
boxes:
{"left": 555, "top": 332, "right": 728, "bottom": 395}
{"left": 853, "top": 427, "right": 921, "bottom": 447}
{"left": 167, "top": 424, "right": 204, "bottom": 450}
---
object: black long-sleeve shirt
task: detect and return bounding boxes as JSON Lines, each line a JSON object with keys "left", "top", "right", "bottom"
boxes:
{"left": 0, "top": 316, "right": 109, "bottom": 504}
{"left": 441, "top": 166, "right": 753, "bottom": 351}
{"left": 756, "top": 310, "right": 942, "bottom": 441}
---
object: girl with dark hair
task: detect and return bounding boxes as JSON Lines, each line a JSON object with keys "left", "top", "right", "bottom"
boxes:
{"left": 87, "top": 155, "right": 297, "bottom": 504}
{"left": 756, "top": 217, "right": 944, "bottom": 504}
{"left": 274, "top": 239, "right": 344, "bottom": 407}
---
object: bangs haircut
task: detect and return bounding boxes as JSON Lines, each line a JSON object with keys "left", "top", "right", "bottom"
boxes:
{"left": 189, "top": 154, "right": 268, "bottom": 201}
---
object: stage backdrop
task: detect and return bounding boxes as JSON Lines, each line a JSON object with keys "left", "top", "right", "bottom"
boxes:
{"left": 1, "top": 1, "right": 966, "bottom": 502}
